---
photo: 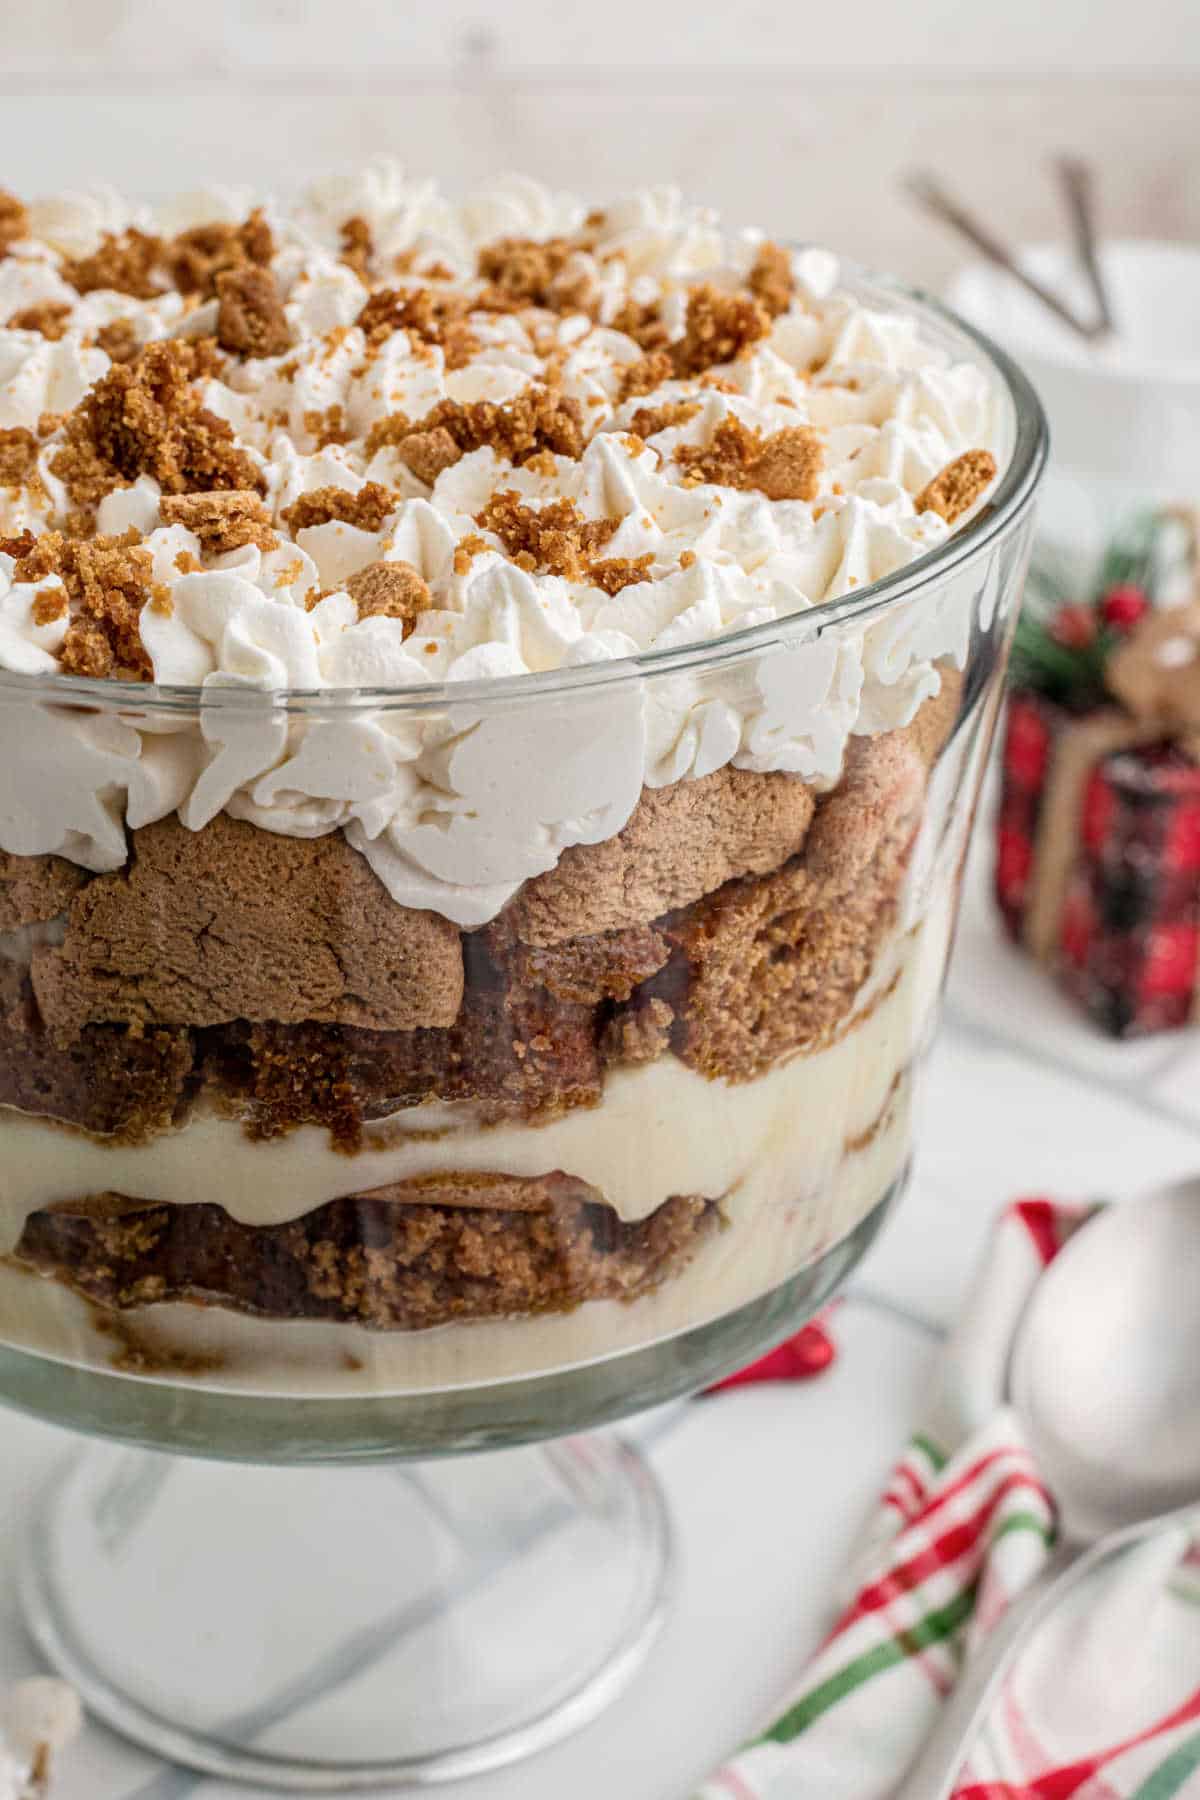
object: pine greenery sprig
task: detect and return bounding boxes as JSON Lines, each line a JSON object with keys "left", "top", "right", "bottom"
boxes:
{"left": 1008, "top": 509, "right": 1190, "bottom": 708}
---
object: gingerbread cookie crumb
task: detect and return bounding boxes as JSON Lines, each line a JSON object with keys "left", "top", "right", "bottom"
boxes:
{"left": 389, "top": 424, "right": 461, "bottom": 486}
{"left": 160, "top": 489, "right": 278, "bottom": 554}
{"left": 168, "top": 210, "right": 275, "bottom": 298}
{"left": 31, "top": 585, "right": 67, "bottom": 625}
{"left": 0, "top": 189, "right": 28, "bottom": 253}
{"left": 0, "top": 427, "right": 38, "bottom": 487}
{"left": 51, "top": 339, "right": 264, "bottom": 519}
{"left": 914, "top": 450, "right": 996, "bottom": 524}
{"left": 216, "top": 265, "right": 292, "bottom": 358}
{"left": 477, "top": 236, "right": 575, "bottom": 307}
{"left": 628, "top": 399, "right": 701, "bottom": 439}
{"left": 369, "top": 388, "right": 585, "bottom": 473}
{"left": 748, "top": 241, "right": 795, "bottom": 318}
{"left": 95, "top": 317, "right": 143, "bottom": 364}
{"left": 345, "top": 559, "right": 430, "bottom": 631}
{"left": 356, "top": 286, "right": 479, "bottom": 369}
{"left": 65, "top": 229, "right": 166, "bottom": 300}
{"left": 588, "top": 553, "right": 654, "bottom": 595}
{"left": 671, "top": 284, "right": 771, "bottom": 378}
{"left": 7, "top": 300, "right": 71, "bottom": 340}
{"left": 16, "top": 527, "right": 156, "bottom": 680}
{"left": 453, "top": 532, "right": 489, "bottom": 575}
{"left": 339, "top": 215, "right": 373, "bottom": 280}
{"left": 617, "top": 351, "right": 676, "bottom": 401}
{"left": 477, "top": 491, "right": 616, "bottom": 581}
{"left": 676, "top": 417, "right": 822, "bottom": 502}
{"left": 282, "top": 481, "right": 398, "bottom": 536}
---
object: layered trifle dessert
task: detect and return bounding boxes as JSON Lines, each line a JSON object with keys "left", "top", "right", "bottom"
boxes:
{"left": 0, "top": 164, "right": 1016, "bottom": 1395}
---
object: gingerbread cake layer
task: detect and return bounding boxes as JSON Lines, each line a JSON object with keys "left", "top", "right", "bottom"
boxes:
{"left": 0, "top": 692, "right": 952, "bottom": 1149}
{"left": 10, "top": 1177, "right": 718, "bottom": 1330}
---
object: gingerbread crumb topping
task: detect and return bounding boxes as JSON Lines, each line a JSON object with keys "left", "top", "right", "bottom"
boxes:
{"left": 302, "top": 404, "right": 350, "bottom": 450}
{"left": 370, "top": 388, "right": 586, "bottom": 477}
{"left": 587, "top": 553, "right": 655, "bottom": 596}
{"left": 387, "top": 424, "right": 462, "bottom": 487}
{"left": 281, "top": 481, "right": 399, "bottom": 536}
{"left": 0, "top": 427, "right": 38, "bottom": 487}
{"left": 0, "top": 174, "right": 1001, "bottom": 690}
{"left": 914, "top": 450, "right": 997, "bottom": 524}
{"left": 356, "top": 286, "right": 479, "bottom": 370}
{"left": 344, "top": 559, "right": 431, "bottom": 631}
{"left": 477, "top": 236, "right": 576, "bottom": 308}
{"left": 216, "top": 264, "right": 292, "bottom": 358}
{"left": 14, "top": 527, "right": 155, "bottom": 679}
{"left": 339, "top": 215, "right": 374, "bottom": 280}
{"left": 31, "top": 585, "right": 68, "bottom": 624}
{"left": 160, "top": 489, "right": 278, "bottom": 554}
{"left": 168, "top": 210, "right": 275, "bottom": 298}
{"left": 7, "top": 301, "right": 71, "bottom": 340}
{"left": 676, "top": 417, "right": 822, "bottom": 502}
{"left": 474, "top": 491, "right": 651, "bottom": 594}
{"left": 64, "top": 228, "right": 166, "bottom": 301}
{"left": 670, "top": 284, "right": 771, "bottom": 377}
{"left": 449, "top": 532, "right": 486, "bottom": 575}
{"left": 748, "top": 241, "right": 795, "bottom": 318}
{"left": 617, "top": 351, "right": 676, "bottom": 401}
{"left": 51, "top": 339, "right": 262, "bottom": 522}
{"left": 477, "top": 491, "right": 617, "bottom": 580}
{"left": 0, "top": 189, "right": 28, "bottom": 254}
{"left": 95, "top": 317, "right": 142, "bottom": 364}
{"left": 628, "top": 398, "right": 702, "bottom": 439}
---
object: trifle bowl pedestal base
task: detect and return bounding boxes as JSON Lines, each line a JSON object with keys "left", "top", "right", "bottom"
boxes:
{"left": 20, "top": 1434, "right": 671, "bottom": 1791}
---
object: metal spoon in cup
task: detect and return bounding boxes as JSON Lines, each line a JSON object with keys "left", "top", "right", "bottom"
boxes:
{"left": 896, "top": 1179, "right": 1200, "bottom": 1800}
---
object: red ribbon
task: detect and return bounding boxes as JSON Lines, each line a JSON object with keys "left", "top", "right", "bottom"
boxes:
{"left": 705, "top": 1314, "right": 837, "bottom": 1393}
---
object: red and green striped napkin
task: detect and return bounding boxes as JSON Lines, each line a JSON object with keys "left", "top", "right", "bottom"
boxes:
{"left": 697, "top": 1200, "right": 1200, "bottom": 1799}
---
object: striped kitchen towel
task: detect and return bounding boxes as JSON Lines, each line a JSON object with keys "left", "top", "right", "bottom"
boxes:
{"left": 697, "top": 1199, "right": 1200, "bottom": 1799}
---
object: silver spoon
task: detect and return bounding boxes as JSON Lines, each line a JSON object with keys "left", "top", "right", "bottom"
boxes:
{"left": 896, "top": 1179, "right": 1200, "bottom": 1800}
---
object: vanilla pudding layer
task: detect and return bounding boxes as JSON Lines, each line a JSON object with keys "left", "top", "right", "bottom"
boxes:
{"left": 0, "top": 1086, "right": 908, "bottom": 1397}
{"left": 0, "top": 896, "right": 949, "bottom": 1395}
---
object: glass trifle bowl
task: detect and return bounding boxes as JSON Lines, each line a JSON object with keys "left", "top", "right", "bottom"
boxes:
{"left": 0, "top": 166, "right": 1046, "bottom": 1786}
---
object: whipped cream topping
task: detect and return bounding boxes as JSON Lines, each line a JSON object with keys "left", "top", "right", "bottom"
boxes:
{"left": 0, "top": 162, "right": 1010, "bottom": 923}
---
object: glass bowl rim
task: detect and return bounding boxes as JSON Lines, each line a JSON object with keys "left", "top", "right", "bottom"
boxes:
{"left": 0, "top": 265, "right": 1048, "bottom": 721}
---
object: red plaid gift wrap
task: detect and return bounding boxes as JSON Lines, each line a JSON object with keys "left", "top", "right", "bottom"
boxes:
{"left": 997, "top": 695, "right": 1200, "bottom": 1036}
{"left": 994, "top": 510, "right": 1200, "bottom": 1038}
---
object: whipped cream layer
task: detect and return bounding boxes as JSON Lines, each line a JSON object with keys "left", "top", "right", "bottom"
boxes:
{"left": 0, "top": 163, "right": 1009, "bottom": 923}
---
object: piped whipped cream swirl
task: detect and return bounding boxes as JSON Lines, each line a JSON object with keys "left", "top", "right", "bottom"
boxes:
{"left": 0, "top": 161, "right": 1010, "bottom": 924}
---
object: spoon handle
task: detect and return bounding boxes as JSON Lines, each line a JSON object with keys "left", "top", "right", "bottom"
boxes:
{"left": 893, "top": 1511, "right": 1191, "bottom": 1800}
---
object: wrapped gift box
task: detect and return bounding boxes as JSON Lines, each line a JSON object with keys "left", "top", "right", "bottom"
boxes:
{"left": 995, "top": 510, "right": 1200, "bottom": 1037}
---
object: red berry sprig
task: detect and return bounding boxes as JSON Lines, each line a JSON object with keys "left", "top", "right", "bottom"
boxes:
{"left": 1009, "top": 510, "right": 1173, "bottom": 706}
{"left": 1101, "top": 584, "right": 1150, "bottom": 633}
{"left": 1049, "top": 604, "right": 1099, "bottom": 650}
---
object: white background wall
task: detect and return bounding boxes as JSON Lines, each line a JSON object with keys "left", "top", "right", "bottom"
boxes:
{"left": 2, "top": 0, "right": 1197, "bottom": 284}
